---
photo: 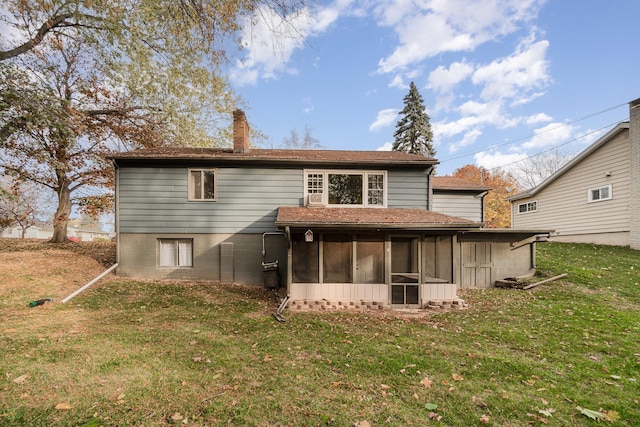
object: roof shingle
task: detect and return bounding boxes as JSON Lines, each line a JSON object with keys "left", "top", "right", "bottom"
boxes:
{"left": 111, "top": 147, "right": 437, "bottom": 166}
{"left": 275, "top": 207, "right": 481, "bottom": 229}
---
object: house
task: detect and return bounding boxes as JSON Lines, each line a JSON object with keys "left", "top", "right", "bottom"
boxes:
{"left": 110, "top": 110, "right": 550, "bottom": 310}
{"left": 509, "top": 98, "right": 640, "bottom": 250}
{"left": 432, "top": 176, "right": 490, "bottom": 222}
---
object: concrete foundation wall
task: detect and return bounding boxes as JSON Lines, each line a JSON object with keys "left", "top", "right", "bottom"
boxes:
{"left": 117, "top": 233, "right": 288, "bottom": 286}
{"left": 549, "top": 231, "right": 630, "bottom": 246}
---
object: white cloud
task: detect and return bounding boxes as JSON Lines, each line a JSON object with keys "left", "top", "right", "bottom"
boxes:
{"left": 376, "top": 142, "right": 393, "bottom": 151}
{"left": 448, "top": 129, "right": 483, "bottom": 153}
{"left": 472, "top": 32, "right": 550, "bottom": 101}
{"left": 526, "top": 112, "right": 553, "bottom": 125}
{"left": 369, "top": 108, "right": 398, "bottom": 131}
{"left": 231, "top": 3, "right": 344, "bottom": 86}
{"left": 428, "top": 61, "right": 474, "bottom": 93}
{"left": 375, "top": 0, "right": 545, "bottom": 74}
{"left": 474, "top": 150, "right": 528, "bottom": 172}
{"left": 521, "top": 122, "right": 575, "bottom": 150}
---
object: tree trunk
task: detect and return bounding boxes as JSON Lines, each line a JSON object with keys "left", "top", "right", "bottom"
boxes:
{"left": 50, "top": 183, "right": 72, "bottom": 243}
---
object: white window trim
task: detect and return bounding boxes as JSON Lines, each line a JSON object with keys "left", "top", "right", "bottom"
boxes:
{"left": 157, "top": 238, "right": 194, "bottom": 268}
{"left": 188, "top": 168, "right": 218, "bottom": 201}
{"left": 587, "top": 184, "right": 612, "bottom": 203}
{"left": 304, "top": 169, "right": 387, "bottom": 208}
{"left": 517, "top": 200, "right": 538, "bottom": 214}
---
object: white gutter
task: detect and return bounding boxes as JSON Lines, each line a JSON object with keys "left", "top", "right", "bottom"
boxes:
{"left": 61, "top": 263, "right": 119, "bottom": 303}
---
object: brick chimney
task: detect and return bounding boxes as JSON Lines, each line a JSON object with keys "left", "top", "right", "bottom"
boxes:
{"left": 233, "top": 109, "right": 250, "bottom": 153}
{"left": 629, "top": 98, "right": 640, "bottom": 250}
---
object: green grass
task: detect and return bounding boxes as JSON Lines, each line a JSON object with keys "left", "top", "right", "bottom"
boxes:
{"left": 1, "top": 242, "right": 639, "bottom": 426}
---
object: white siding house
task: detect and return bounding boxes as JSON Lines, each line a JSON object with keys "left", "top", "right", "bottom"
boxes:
{"left": 510, "top": 98, "right": 640, "bottom": 249}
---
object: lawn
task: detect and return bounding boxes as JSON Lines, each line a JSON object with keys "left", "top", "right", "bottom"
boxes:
{"left": 0, "top": 240, "right": 638, "bottom": 426}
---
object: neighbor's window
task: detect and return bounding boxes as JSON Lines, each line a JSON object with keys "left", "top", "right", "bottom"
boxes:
{"left": 518, "top": 201, "right": 538, "bottom": 214}
{"left": 189, "top": 169, "right": 216, "bottom": 201}
{"left": 158, "top": 239, "right": 193, "bottom": 267}
{"left": 588, "top": 185, "right": 612, "bottom": 203}
{"left": 304, "top": 170, "right": 386, "bottom": 207}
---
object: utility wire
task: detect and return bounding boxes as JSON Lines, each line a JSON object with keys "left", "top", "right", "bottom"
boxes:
{"left": 485, "top": 120, "right": 621, "bottom": 173}
{"left": 439, "top": 102, "right": 628, "bottom": 163}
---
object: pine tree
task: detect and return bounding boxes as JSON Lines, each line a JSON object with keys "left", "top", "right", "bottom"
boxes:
{"left": 393, "top": 82, "right": 435, "bottom": 157}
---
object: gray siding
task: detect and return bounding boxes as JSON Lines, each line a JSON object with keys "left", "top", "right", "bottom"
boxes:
{"left": 118, "top": 167, "right": 304, "bottom": 233}
{"left": 432, "top": 192, "right": 483, "bottom": 222}
{"left": 512, "top": 130, "right": 631, "bottom": 243}
{"left": 387, "top": 170, "right": 429, "bottom": 208}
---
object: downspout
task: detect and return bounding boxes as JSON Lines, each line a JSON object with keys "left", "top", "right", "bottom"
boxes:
{"left": 113, "top": 160, "right": 120, "bottom": 266}
{"left": 478, "top": 191, "right": 489, "bottom": 224}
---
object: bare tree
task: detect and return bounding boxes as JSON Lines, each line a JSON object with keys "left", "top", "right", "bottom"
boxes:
{"left": 281, "top": 125, "right": 323, "bottom": 149}
{"left": 515, "top": 150, "right": 575, "bottom": 190}
{"left": 0, "top": 178, "right": 51, "bottom": 238}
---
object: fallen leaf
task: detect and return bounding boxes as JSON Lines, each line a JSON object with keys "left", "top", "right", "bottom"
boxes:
{"left": 605, "top": 410, "right": 620, "bottom": 422}
{"left": 425, "top": 403, "right": 438, "bottom": 410}
{"left": 479, "top": 414, "right": 491, "bottom": 424}
{"left": 12, "top": 374, "right": 29, "bottom": 384}
{"left": 380, "top": 384, "right": 390, "bottom": 390}
{"left": 420, "top": 377, "right": 432, "bottom": 388}
{"left": 452, "top": 373, "right": 464, "bottom": 381}
{"left": 541, "top": 398, "right": 549, "bottom": 405}
{"left": 576, "top": 406, "right": 606, "bottom": 421}
{"left": 539, "top": 408, "right": 555, "bottom": 417}
{"left": 355, "top": 421, "right": 371, "bottom": 427}
{"left": 192, "top": 356, "right": 203, "bottom": 362}
{"left": 171, "top": 412, "right": 184, "bottom": 421}
{"left": 116, "top": 393, "right": 125, "bottom": 401}
{"left": 55, "top": 403, "right": 72, "bottom": 410}
{"left": 263, "top": 354, "right": 272, "bottom": 362}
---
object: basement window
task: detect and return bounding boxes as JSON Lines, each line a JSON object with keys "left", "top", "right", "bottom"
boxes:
{"left": 158, "top": 239, "right": 193, "bottom": 267}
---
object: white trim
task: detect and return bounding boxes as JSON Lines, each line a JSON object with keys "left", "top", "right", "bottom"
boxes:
{"left": 158, "top": 238, "right": 194, "bottom": 268}
{"left": 304, "top": 169, "right": 387, "bottom": 208}
{"left": 187, "top": 168, "right": 218, "bottom": 201}
{"left": 517, "top": 200, "right": 538, "bottom": 214}
{"left": 587, "top": 184, "right": 613, "bottom": 203}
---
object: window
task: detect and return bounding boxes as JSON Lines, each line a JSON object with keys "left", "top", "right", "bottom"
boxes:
{"left": 304, "top": 170, "right": 386, "bottom": 207}
{"left": 189, "top": 169, "right": 216, "bottom": 201}
{"left": 517, "top": 201, "right": 537, "bottom": 214}
{"left": 158, "top": 239, "right": 193, "bottom": 267}
{"left": 588, "top": 185, "right": 612, "bottom": 203}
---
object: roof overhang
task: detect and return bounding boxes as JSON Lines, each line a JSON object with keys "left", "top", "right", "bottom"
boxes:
{"left": 275, "top": 207, "right": 482, "bottom": 231}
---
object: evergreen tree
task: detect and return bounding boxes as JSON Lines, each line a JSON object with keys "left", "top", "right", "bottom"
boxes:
{"left": 393, "top": 82, "right": 435, "bottom": 157}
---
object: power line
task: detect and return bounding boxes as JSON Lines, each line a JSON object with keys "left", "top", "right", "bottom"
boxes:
{"left": 439, "top": 102, "right": 628, "bottom": 163}
{"left": 484, "top": 120, "right": 621, "bottom": 173}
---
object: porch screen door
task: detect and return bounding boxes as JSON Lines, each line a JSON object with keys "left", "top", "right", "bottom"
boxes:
{"left": 391, "top": 236, "right": 420, "bottom": 305}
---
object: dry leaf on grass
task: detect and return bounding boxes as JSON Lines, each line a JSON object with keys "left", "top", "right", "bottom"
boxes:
{"left": 12, "top": 374, "right": 29, "bottom": 384}
{"left": 55, "top": 403, "right": 72, "bottom": 410}
{"left": 420, "top": 377, "right": 432, "bottom": 388}
{"left": 452, "top": 373, "right": 464, "bottom": 381}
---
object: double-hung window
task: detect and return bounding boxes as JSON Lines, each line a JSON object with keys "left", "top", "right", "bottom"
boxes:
{"left": 517, "top": 201, "right": 537, "bottom": 214}
{"left": 189, "top": 169, "right": 216, "bottom": 201}
{"left": 158, "top": 239, "right": 193, "bottom": 267}
{"left": 305, "top": 170, "right": 386, "bottom": 207}
{"left": 587, "top": 185, "right": 612, "bottom": 203}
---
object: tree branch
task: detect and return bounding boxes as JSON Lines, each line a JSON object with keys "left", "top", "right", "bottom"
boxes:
{"left": 0, "top": 13, "right": 100, "bottom": 61}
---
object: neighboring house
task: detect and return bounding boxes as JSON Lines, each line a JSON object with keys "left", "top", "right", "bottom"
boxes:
{"left": 68, "top": 227, "right": 111, "bottom": 242}
{"left": 510, "top": 98, "right": 640, "bottom": 250}
{"left": 432, "top": 176, "right": 490, "bottom": 222}
{"left": 1, "top": 222, "right": 53, "bottom": 239}
{"left": 111, "top": 110, "right": 550, "bottom": 310}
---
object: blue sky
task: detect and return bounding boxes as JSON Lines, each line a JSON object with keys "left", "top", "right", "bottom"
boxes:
{"left": 228, "top": 0, "right": 639, "bottom": 176}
